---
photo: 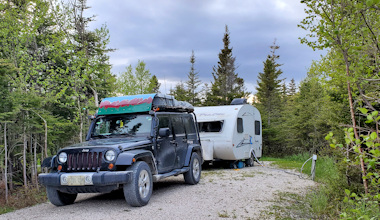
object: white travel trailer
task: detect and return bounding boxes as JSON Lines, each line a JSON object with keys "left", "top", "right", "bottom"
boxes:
{"left": 194, "top": 100, "right": 262, "bottom": 167}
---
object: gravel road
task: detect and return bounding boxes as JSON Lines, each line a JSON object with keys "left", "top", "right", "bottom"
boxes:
{"left": 1, "top": 162, "right": 316, "bottom": 220}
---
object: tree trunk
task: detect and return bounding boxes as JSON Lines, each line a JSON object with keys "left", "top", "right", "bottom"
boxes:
{"left": 343, "top": 52, "right": 369, "bottom": 194}
{"left": 23, "top": 122, "right": 27, "bottom": 190}
{"left": 44, "top": 118, "right": 47, "bottom": 158}
{"left": 8, "top": 158, "right": 13, "bottom": 191}
{"left": 78, "top": 96, "right": 83, "bottom": 143}
{"left": 29, "top": 110, "right": 48, "bottom": 158}
{"left": 34, "top": 136, "right": 38, "bottom": 190}
{"left": 4, "top": 123, "right": 8, "bottom": 203}
{"left": 89, "top": 84, "right": 99, "bottom": 107}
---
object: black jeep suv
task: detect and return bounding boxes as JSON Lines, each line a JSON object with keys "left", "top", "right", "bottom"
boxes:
{"left": 39, "top": 94, "right": 203, "bottom": 207}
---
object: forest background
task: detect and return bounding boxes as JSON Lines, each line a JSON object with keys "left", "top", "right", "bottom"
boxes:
{"left": 0, "top": 0, "right": 379, "bottom": 218}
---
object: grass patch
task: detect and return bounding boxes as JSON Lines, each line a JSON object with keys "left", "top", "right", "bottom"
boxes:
{"left": 262, "top": 154, "right": 337, "bottom": 183}
{"left": 202, "top": 170, "right": 224, "bottom": 178}
{"left": 0, "top": 187, "right": 47, "bottom": 215}
{"left": 261, "top": 154, "right": 343, "bottom": 219}
{"left": 241, "top": 173, "right": 255, "bottom": 178}
{"left": 218, "top": 210, "right": 230, "bottom": 218}
{"left": 260, "top": 191, "right": 314, "bottom": 220}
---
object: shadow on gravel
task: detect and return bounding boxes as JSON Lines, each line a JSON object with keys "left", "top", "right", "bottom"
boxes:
{"left": 71, "top": 163, "right": 250, "bottom": 205}
{"left": 74, "top": 177, "right": 191, "bottom": 204}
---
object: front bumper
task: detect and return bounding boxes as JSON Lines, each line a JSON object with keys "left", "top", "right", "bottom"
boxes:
{"left": 38, "top": 171, "right": 132, "bottom": 187}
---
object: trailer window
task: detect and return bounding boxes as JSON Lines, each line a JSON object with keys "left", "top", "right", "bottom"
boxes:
{"left": 237, "top": 118, "right": 243, "bottom": 133}
{"left": 255, "top": 120, "right": 260, "bottom": 135}
{"left": 198, "top": 121, "right": 223, "bottom": 132}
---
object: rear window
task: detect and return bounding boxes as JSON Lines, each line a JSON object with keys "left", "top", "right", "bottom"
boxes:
{"left": 198, "top": 121, "right": 223, "bottom": 132}
{"left": 183, "top": 115, "right": 196, "bottom": 134}
{"left": 171, "top": 115, "right": 185, "bottom": 135}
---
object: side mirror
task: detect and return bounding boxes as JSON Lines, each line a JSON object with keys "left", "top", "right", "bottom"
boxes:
{"left": 159, "top": 128, "right": 170, "bottom": 137}
{"left": 88, "top": 115, "right": 96, "bottom": 120}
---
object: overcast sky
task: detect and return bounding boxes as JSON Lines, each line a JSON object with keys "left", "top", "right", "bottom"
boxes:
{"left": 85, "top": 0, "right": 325, "bottom": 94}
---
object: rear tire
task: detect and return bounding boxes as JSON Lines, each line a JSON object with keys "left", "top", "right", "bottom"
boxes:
{"left": 46, "top": 186, "right": 77, "bottom": 206}
{"left": 123, "top": 161, "right": 153, "bottom": 207}
{"left": 245, "top": 153, "right": 254, "bottom": 167}
{"left": 184, "top": 152, "right": 201, "bottom": 185}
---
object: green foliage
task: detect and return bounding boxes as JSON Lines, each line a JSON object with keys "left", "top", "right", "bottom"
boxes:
{"left": 341, "top": 190, "right": 380, "bottom": 220}
{"left": 325, "top": 108, "right": 380, "bottom": 219}
{"left": 116, "top": 60, "right": 159, "bottom": 95}
{"left": 0, "top": 0, "right": 116, "bottom": 193}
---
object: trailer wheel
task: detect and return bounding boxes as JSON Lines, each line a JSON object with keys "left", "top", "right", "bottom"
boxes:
{"left": 184, "top": 152, "right": 201, "bottom": 185}
{"left": 245, "top": 154, "right": 254, "bottom": 167}
{"left": 123, "top": 161, "right": 153, "bottom": 207}
{"left": 46, "top": 186, "right": 77, "bottom": 206}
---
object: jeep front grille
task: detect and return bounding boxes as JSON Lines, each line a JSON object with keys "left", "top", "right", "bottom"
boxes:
{"left": 67, "top": 152, "right": 103, "bottom": 171}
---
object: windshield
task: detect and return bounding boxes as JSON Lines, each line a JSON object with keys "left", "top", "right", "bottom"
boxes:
{"left": 91, "top": 114, "right": 152, "bottom": 138}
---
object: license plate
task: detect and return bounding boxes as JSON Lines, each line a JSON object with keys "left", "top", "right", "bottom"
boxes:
{"left": 67, "top": 175, "right": 85, "bottom": 186}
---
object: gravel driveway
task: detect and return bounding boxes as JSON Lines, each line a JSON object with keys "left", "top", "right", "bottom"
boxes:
{"left": 1, "top": 162, "right": 316, "bottom": 220}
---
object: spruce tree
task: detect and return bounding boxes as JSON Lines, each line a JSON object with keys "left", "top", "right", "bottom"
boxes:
{"left": 207, "top": 25, "right": 245, "bottom": 105}
{"left": 186, "top": 50, "right": 201, "bottom": 105}
{"left": 256, "top": 41, "right": 283, "bottom": 126}
{"left": 169, "top": 81, "right": 189, "bottom": 102}
{"left": 288, "top": 78, "right": 297, "bottom": 96}
{"left": 255, "top": 41, "right": 284, "bottom": 156}
{"left": 148, "top": 75, "right": 161, "bottom": 93}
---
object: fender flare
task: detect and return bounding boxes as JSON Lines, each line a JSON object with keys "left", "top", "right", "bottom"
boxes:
{"left": 41, "top": 156, "right": 56, "bottom": 168}
{"left": 115, "top": 149, "right": 157, "bottom": 174}
{"left": 184, "top": 144, "right": 203, "bottom": 166}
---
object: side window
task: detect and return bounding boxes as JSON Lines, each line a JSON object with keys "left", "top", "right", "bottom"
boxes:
{"left": 199, "top": 121, "right": 223, "bottom": 132}
{"left": 255, "top": 120, "right": 261, "bottom": 135}
{"left": 158, "top": 115, "right": 170, "bottom": 129}
{"left": 183, "top": 115, "right": 196, "bottom": 134}
{"left": 171, "top": 115, "right": 185, "bottom": 135}
{"left": 237, "top": 118, "right": 243, "bottom": 133}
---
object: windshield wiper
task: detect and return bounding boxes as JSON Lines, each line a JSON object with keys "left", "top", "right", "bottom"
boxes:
{"left": 118, "top": 133, "right": 134, "bottom": 137}
{"left": 92, "top": 134, "right": 111, "bottom": 139}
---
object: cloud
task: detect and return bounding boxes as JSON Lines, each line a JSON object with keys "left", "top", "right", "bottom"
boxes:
{"left": 86, "top": 0, "right": 325, "bottom": 95}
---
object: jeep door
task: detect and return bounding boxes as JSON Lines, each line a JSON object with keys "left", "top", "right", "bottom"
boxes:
{"left": 171, "top": 114, "right": 189, "bottom": 169}
{"left": 156, "top": 115, "right": 176, "bottom": 173}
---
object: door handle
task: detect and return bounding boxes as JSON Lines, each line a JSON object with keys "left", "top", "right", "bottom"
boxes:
{"left": 182, "top": 139, "right": 187, "bottom": 143}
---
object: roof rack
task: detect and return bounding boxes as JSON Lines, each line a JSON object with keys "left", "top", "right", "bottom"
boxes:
{"left": 98, "top": 93, "right": 194, "bottom": 115}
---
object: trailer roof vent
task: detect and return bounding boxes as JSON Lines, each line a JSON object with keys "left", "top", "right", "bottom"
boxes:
{"left": 230, "top": 98, "right": 247, "bottom": 105}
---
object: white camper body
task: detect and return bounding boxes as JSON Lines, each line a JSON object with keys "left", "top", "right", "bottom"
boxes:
{"left": 194, "top": 104, "right": 262, "bottom": 163}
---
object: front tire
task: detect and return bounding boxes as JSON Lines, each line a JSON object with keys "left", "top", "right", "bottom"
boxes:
{"left": 123, "top": 161, "right": 153, "bottom": 207}
{"left": 46, "top": 186, "right": 77, "bottom": 206}
{"left": 184, "top": 152, "right": 201, "bottom": 185}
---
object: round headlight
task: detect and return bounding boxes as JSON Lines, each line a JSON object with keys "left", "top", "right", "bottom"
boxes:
{"left": 58, "top": 152, "right": 67, "bottom": 163}
{"left": 105, "top": 150, "right": 116, "bottom": 161}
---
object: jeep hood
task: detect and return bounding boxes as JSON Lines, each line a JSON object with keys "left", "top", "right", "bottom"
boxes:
{"left": 61, "top": 138, "right": 152, "bottom": 152}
